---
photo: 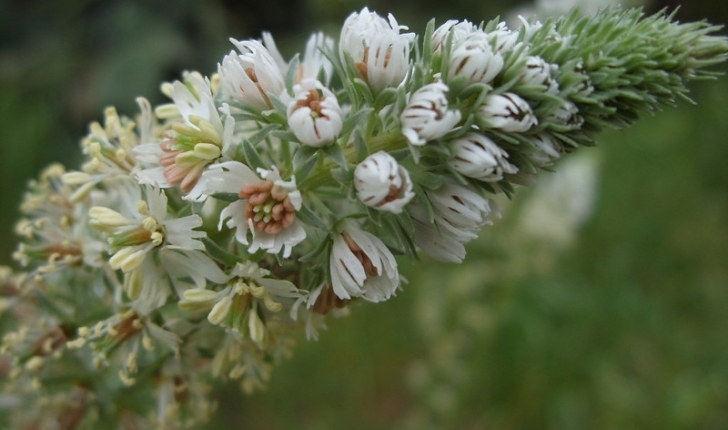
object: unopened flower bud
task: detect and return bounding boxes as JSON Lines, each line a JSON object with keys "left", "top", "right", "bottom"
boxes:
{"left": 545, "top": 100, "right": 584, "bottom": 130}
{"left": 478, "top": 92, "right": 537, "bottom": 132}
{"left": 449, "top": 133, "right": 518, "bottom": 182}
{"left": 518, "top": 56, "right": 559, "bottom": 94}
{"left": 355, "top": 151, "right": 414, "bottom": 213}
{"left": 287, "top": 79, "right": 343, "bottom": 147}
{"left": 329, "top": 221, "right": 399, "bottom": 302}
{"left": 340, "top": 8, "right": 414, "bottom": 93}
{"left": 448, "top": 32, "right": 503, "bottom": 85}
{"left": 401, "top": 82, "right": 461, "bottom": 145}
{"left": 432, "top": 20, "right": 478, "bottom": 53}
{"left": 526, "top": 133, "right": 565, "bottom": 167}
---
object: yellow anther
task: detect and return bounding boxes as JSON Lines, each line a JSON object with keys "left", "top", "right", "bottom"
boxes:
{"left": 136, "top": 200, "right": 150, "bottom": 216}
{"left": 142, "top": 335, "right": 155, "bottom": 351}
{"left": 151, "top": 231, "right": 164, "bottom": 246}
{"left": 142, "top": 217, "right": 159, "bottom": 232}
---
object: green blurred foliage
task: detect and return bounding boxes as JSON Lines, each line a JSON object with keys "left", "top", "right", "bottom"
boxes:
{"left": 1, "top": 0, "right": 727, "bottom": 429}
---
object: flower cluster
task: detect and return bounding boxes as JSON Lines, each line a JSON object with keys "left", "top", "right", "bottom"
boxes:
{"left": 1, "top": 6, "right": 726, "bottom": 427}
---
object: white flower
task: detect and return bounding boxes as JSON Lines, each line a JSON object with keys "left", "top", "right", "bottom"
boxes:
{"left": 526, "top": 133, "right": 565, "bottom": 168}
{"left": 339, "top": 7, "right": 414, "bottom": 93}
{"left": 401, "top": 82, "right": 461, "bottom": 145}
{"left": 478, "top": 92, "right": 537, "bottom": 132}
{"left": 287, "top": 79, "right": 343, "bottom": 147}
{"left": 135, "top": 72, "right": 234, "bottom": 198}
{"left": 263, "top": 32, "right": 334, "bottom": 85}
{"left": 449, "top": 133, "right": 518, "bottom": 182}
{"left": 218, "top": 39, "right": 286, "bottom": 110}
{"left": 180, "top": 262, "right": 301, "bottom": 341}
{"left": 89, "top": 185, "right": 205, "bottom": 271}
{"left": 329, "top": 220, "right": 399, "bottom": 302}
{"left": 447, "top": 31, "right": 504, "bottom": 85}
{"left": 518, "top": 56, "right": 560, "bottom": 94}
{"left": 201, "top": 161, "right": 306, "bottom": 258}
{"left": 88, "top": 185, "right": 219, "bottom": 302}
{"left": 354, "top": 151, "right": 414, "bottom": 213}
{"left": 409, "top": 181, "right": 498, "bottom": 263}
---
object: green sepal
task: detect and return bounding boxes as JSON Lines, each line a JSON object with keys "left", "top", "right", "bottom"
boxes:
{"left": 340, "top": 107, "right": 373, "bottom": 138}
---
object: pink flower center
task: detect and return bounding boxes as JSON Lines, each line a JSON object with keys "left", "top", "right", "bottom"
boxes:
{"left": 159, "top": 137, "right": 205, "bottom": 193}
{"left": 239, "top": 180, "right": 296, "bottom": 235}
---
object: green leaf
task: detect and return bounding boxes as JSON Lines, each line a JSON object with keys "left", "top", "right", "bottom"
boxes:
{"left": 285, "top": 54, "right": 301, "bottom": 97}
{"left": 422, "top": 19, "right": 435, "bottom": 67}
{"left": 210, "top": 192, "right": 240, "bottom": 202}
{"left": 242, "top": 139, "right": 268, "bottom": 170}
{"left": 294, "top": 151, "right": 319, "bottom": 184}
{"left": 247, "top": 123, "right": 281, "bottom": 146}
{"left": 341, "top": 107, "right": 373, "bottom": 137}
{"left": 299, "top": 237, "right": 331, "bottom": 264}
{"left": 296, "top": 203, "right": 329, "bottom": 230}
{"left": 268, "top": 94, "right": 289, "bottom": 117}
{"left": 353, "top": 129, "right": 369, "bottom": 162}
{"left": 374, "top": 88, "right": 398, "bottom": 110}
{"left": 331, "top": 167, "right": 353, "bottom": 184}
{"left": 410, "top": 170, "right": 443, "bottom": 190}
{"left": 201, "top": 237, "right": 241, "bottom": 267}
{"left": 323, "top": 143, "right": 348, "bottom": 169}
{"left": 270, "top": 130, "right": 299, "bottom": 142}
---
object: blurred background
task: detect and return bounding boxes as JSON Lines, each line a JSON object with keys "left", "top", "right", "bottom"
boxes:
{"left": 1, "top": 0, "right": 727, "bottom": 428}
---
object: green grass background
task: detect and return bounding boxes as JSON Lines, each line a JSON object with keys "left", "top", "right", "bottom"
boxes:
{"left": 1, "top": 0, "right": 727, "bottom": 428}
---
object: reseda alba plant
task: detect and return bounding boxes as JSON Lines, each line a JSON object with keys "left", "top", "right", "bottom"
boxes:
{"left": 1, "top": 6, "right": 726, "bottom": 428}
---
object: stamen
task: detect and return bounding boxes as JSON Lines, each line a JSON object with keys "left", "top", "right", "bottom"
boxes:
{"left": 240, "top": 180, "right": 297, "bottom": 234}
